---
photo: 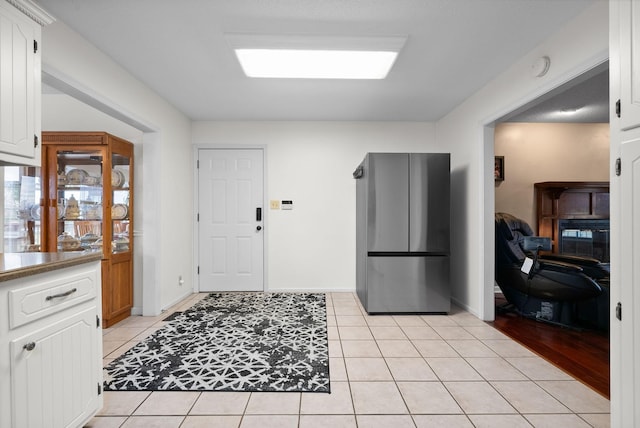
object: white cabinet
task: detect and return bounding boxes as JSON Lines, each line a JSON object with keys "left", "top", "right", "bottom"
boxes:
{"left": 618, "top": 0, "right": 640, "bottom": 131}
{"left": 610, "top": 0, "right": 640, "bottom": 426}
{"left": 0, "top": 0, "right": 53, "bottom": 166}
{"left": 11, "top": 307, "right": 100, "bottom": 428}
{"left": 0, "top": 257, "right": 103, "bottom": 428}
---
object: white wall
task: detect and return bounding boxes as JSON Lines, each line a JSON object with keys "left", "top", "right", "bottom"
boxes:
{"left": 192, "top": 121, "right": 438, "bottom": 291}
{"left": 42, "top": 94, "right": 144, "bottom": 144}
{"left": 436, "top": 2, "right": 609, "bottom": 319}
{"left": 37, "top": 1, "right": 609, "bottom": 319}
{"left": 42, "top": 21, "right": 194, "bottom": 314}
{"left": 494, "top": 122, "right": 610, "bottom": 228}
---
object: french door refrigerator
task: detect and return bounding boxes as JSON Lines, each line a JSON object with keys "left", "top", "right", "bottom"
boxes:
{"left": 354, "top": 153, "right": 450, "bottom": 313}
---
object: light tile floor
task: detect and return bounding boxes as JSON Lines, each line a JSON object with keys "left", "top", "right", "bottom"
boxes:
{"left": 86, "top": 292, "right": 610, "bottom": 428}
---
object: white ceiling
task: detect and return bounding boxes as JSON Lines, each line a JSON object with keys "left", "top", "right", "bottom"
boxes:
{"left": 35, "top": 0, "right": 600, "bottom": 122}
{"left": 503, "top": 63, "right": 609, "bottom": 123}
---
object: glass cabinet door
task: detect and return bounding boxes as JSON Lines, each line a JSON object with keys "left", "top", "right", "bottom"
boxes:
{"left": 56, "top": 151, "right": 104, "bottom": 252}
{"left": 2, "top": 166, "right": 41, "bottom": 252}
{"left": 111, "top": 152, "right": 130, "bottom": 254}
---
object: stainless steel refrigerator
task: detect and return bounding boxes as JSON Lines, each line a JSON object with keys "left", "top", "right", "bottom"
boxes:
{"left": 354, "top": 153, "right": 450, "bottom": 313}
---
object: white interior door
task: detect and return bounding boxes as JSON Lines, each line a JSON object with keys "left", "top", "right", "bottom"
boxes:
{"left": 198, "top": 149, "right": 264, "bottom": 292}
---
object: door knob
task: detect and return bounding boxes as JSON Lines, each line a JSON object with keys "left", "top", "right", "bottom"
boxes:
{"left": 256, "top": 226, "right": 262, "bottom": 231}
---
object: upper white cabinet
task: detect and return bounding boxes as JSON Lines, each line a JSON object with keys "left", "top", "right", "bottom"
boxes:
{"left": 0, "top": 0, "right": 53, "bottom": 166}
{"left": 618, "top": 0, "right": 640, "bottom": 131}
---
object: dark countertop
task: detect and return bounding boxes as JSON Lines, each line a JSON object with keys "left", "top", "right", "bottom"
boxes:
{"left": 0, "top": 252, "right": 102, "bottom": 283}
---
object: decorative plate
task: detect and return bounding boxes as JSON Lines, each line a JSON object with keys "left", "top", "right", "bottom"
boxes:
{"left": 111, "top": 169, "right": 125, "bottom": 188}
{"left": 111, "top": 203, "right": 128, "bottom": 220}
{"left": 66, "top": 169, "right": 88, "bottom": 185}
{"left": 85, "top": 176, "right": 100, "bottom": 186}
{"left": 30, "top": 205, "right": 40, "bottom": 220}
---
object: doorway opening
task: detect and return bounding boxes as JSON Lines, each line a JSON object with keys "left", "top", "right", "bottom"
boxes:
{"left": 40, "top": 68, "right": 163, "bottom": 317}
{"left": 490, "top": 61, "right": 610, "bottom": 398}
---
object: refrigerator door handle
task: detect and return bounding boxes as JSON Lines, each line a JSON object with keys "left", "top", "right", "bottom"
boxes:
{"left": 353, "top": 165, "right": 364, "bottom": 179}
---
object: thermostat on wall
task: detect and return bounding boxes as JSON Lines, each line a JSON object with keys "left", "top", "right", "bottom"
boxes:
{"left": 281, "top": 200, "right": 293, "bottom": 210}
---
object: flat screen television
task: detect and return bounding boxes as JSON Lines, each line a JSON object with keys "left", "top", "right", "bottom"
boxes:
{"left": 558, "top": 218, "right": 610, "bottom": 263}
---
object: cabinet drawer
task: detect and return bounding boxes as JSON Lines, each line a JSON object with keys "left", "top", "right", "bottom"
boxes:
{"left": 8, "top": 268, "right": 98, "bottom": 329}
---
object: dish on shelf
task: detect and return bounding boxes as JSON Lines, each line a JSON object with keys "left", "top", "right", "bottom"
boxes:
{"left": 66, "top": 169, "right": 89, "bottom": 185}
{"left": 111, "top": 203, "right": 128, "bottom": 220}
{"left": 111, "top": 169, "right": 125, "bottom": 188}
{"left": 112, "top": 237, "right": 129, "bottom": 253}
{"left": 64, "top": 195, "right": 81, "bottom": 219}
{"left": 89, "top": 237, "right": 103, "bottom": 251}
{"left": 80, "top": 233, "right": 100, "bottom": 249}
{"left": 17, "top": 203, "right": 38, "bottom": 220}
{"left": 30, "top": 205, "right": 40, "bottom": 220}
{"left": 81, "top": 203, "right": 102, "bottom": 219}
{"left": 85, "top": 176, "right": 100, "bottom": 186}
{"left": 57, "top": 205, "right": 65, "bottom": 219}
{"left": 57, "top": 232, "right": 82, "bottom": 251}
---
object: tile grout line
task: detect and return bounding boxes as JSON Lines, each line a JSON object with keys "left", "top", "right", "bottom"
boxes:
{"left": 337, "top": 296, "right": 359, "bottom": 424}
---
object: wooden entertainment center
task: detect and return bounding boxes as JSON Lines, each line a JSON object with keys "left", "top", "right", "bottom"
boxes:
{"left": 535, "top": 181, "right": 610, "bottom": 261}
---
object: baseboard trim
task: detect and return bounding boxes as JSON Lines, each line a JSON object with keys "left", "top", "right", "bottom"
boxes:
{"left": 161, "top": 290, "right": 196, "bottom": 313}
{"left": 451, "top": 296, "right": 480, "bottom": 318}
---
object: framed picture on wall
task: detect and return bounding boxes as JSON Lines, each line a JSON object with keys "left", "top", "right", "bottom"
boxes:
{"left": 494, "top": 156, "right": 505, "bottom": 181}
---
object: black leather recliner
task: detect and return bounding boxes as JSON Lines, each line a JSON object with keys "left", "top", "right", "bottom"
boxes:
{"left": 495, "top": 212, "right": 610, "bottom": 330}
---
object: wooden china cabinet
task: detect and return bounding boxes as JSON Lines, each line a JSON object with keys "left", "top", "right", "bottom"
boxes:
{"left": 41, "top": 132, "right": 134, "bottom": 327}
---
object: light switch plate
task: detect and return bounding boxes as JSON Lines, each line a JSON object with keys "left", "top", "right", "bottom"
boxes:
{"left": 270, "top": 200, "right": 280, "bottom": 209}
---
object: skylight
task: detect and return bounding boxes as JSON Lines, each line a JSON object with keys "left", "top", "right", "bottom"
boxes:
{"left": 226, "top": 34, "right": 406, "bottom": 80}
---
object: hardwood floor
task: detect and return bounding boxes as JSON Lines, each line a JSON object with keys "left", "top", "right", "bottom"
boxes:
{"left": 490, "top": 296, "right": 610, "bottom": 399}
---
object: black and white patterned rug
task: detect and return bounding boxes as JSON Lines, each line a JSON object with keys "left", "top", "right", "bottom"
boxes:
{"left": 103, "top": 292, "right": 329, "bottom": 392}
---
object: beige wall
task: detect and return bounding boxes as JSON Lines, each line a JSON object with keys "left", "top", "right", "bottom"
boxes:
{"left": 494, "top": 122, "right": 610, "bottom": 229}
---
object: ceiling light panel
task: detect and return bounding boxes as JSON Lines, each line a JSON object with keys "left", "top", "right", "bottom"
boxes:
{"left": 235, "top": 49, "right": 398, "bottom": 79}
{"left": 226, "top": 34, "right": 407, "bottom": 80}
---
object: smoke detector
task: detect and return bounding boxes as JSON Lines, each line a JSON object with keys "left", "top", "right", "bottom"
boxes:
{"left": 531, "top": 56, "right": 551, "bottom": 78}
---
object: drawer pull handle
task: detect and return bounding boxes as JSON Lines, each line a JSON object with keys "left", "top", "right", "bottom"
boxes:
{"left": 45, "top": 288, "right": 78, "bottom": 301}
{"left": 23, "top": 342, "right": 36, "bottom": 351}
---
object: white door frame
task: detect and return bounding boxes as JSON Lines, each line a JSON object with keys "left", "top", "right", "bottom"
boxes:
{"left": 479, "top": 54, "right": 609, "bottom": 322}
{"left": 479, "top": 52, "right": 612, "bottom": 418}
{"left": 193, "top": 144, "right": 268, "bottom": 293}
